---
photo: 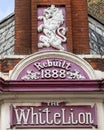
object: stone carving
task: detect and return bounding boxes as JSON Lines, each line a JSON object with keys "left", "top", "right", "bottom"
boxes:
{"left": 21, "top": 70, "right": 40, "bottom": 80}
{"left": 38, "top": 5, "right": 67, "bottom": 50}
{"left": 67, "top": 70, "right": 85, "bottom": 79}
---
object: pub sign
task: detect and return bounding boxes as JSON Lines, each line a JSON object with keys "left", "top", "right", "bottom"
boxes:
{"left": 10, "top": 102, "right": 97, "bottom": 128}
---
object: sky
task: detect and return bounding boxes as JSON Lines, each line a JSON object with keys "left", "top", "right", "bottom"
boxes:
{"left": 0, "top": 0, "right": 14, "bottom": 20}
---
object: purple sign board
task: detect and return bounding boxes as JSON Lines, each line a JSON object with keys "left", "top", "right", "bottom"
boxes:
{"left": 10, "top": 102, "right": 97, "bottom": 128}
{"left": 17, "top": 58, "right": 90, "bottom": 80}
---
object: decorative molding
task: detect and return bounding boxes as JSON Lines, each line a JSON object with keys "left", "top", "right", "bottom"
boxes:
{"left": 0, "top": 78, "right": 104, "bottom": 92}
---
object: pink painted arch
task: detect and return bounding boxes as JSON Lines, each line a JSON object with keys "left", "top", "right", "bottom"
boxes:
{"left": 10, "top": 51, "right": 96, "bottom": 80}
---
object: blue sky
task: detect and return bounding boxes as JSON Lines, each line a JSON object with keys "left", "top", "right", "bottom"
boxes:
{"left": 0, "top": 0, "right": 14, "bottom": 20}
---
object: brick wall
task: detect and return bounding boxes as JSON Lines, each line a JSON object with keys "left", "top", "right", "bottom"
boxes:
{"left": 15, "top": 0, "right": 31, "bottom": 54}
{"left": 71, "top": 0, "right": 90, "bottom": 54}
{"left": 14, "top": 0, "right": 90, "bottom": 54}
{"left": 0, "top": 58, "right": 20, "bottom": 72}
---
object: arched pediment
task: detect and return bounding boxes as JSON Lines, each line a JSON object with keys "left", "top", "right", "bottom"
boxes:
{"left": 10, "top": 51, "right": 96, "bottom": 80}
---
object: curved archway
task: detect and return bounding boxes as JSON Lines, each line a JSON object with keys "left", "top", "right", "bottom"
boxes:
{"left": 10, "top": 51, "right": 96, "bottom": 80}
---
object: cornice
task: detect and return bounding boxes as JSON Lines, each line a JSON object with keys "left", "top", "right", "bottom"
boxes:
{"left": 0, "top": 78, "right": 104, "bottom": 92}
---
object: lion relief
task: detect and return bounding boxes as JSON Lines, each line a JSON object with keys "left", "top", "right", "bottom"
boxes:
{"left": 38, "top": 5, "right": 67, "bottom": 51}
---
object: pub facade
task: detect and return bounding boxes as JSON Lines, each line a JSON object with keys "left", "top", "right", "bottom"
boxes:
{"left": 0, "top": 0, "right": 104, "bottom": 130}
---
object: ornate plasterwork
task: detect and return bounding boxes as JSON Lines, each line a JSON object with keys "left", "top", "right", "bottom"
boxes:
{"left": 10, "top": 51, "right": 96, "bottom": 80}
{"left": 38, "top": 5, "right": 67, "bottom": 50}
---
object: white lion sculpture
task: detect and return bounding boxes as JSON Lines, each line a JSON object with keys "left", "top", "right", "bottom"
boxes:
{"left": 38, "top": 5, "right": 67, "bottom": 50}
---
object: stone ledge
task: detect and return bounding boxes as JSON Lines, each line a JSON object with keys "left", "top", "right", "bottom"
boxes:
{"left": 0, "top": 54, "right": 104, "bottom": 60}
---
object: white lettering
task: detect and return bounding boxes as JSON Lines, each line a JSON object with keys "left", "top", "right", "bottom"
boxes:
{"left": 78, "top": 113, "right": 86, "bottom": 124}
{"left": 38, "top": 109, "right": 46, "bottom": 124}
{"left": 54, "top": 113, "right": 61, "bottom": 124}
{"left": 47, "top": 60, "right": 53, "bottom": 67}
{"left": 47, "top": 102, "right": 59, "bottom": 106}
{"left": 43, "top": 62, "right": 48, "bottom": 68}
{"left": 43, "top": 108, "right": 53, "bottom": 124}
{"left": 61, "top": 60, "right": 66, "bottom": 69}
{"left": 12, "top": 105, "right": 95, "bottom": 127}
{"left": 34, "top": 59, "right": 72, "bottom": 71}
{"left": 66, "top": 63, "right": 71, "bottom": 70}
{"left": 34, "top": 62, "right": 44, "bottom": 70}
{"left": 70, "top": 109, "right": 78, "bottom": 124}
{"left": 85, "top": 112, "right": 94, "bottom": 124}
{"left": 31, "top": 107, "right": 39, "bottom": 124}
{"left": 15, "top": 108, "right": 30, "bottom": 124}
{"left": 62, "top": 108, "right": 71, "bottom": 124}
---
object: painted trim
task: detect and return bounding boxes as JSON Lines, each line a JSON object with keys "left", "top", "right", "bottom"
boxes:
{"left": 0, "top": 78, "right": 104, "bottom": 92}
